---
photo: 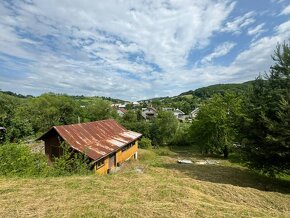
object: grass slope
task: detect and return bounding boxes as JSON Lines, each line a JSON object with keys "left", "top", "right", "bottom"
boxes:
{"left": 0, "top": 149, "right": 289, "bottom": 217}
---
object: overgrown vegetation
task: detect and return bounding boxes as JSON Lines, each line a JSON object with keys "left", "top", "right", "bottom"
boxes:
{"left": 0, "top": 143, "right": 91, "bottom": 177}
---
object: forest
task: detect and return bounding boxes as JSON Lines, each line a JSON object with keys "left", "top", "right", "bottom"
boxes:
{"left": 0, "top": 42, "right": 289, "bottom": 178}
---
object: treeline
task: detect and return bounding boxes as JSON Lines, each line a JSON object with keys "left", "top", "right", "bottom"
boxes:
{"left": 0, "top": 93, "right": 119, "bottom": 142}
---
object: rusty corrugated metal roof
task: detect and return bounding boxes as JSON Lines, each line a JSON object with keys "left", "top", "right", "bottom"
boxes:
{"left": 39, "top": 119, "right": 142, "bottom": 160}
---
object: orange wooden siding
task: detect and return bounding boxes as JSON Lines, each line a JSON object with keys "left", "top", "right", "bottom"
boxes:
{"left": 95, "top": 140, "right": 138, "bottom": 174}
{"left": 119, "top": 141, "right": 138, "bottom": 163}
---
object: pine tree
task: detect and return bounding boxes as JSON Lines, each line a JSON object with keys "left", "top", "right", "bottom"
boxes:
{"left": 240, "top": 42, "right": 290, "bottom": 176}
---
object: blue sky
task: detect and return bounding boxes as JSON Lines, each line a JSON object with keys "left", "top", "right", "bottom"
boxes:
{"left": 0, "top": 0, "right": 290, "bottom": 100}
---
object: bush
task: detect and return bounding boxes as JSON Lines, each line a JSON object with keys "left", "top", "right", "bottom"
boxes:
{"left": 139, "top": 137, "right": 152, "bottom": 149}
{"left": 171, "top": 123, "right": 191, "bottom": 147}
{"left": 0, "top": 143, "right": 92, "bottom": 177}
{"left": 51, "top": 143, "right": 91, "bottom": 176}
{"left": 0, "top": 143, "right": 49, "bottom": 177}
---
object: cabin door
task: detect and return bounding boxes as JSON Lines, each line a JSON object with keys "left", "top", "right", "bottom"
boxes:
{"left": 109, "top": 154, "right": 116, "bottom": 169}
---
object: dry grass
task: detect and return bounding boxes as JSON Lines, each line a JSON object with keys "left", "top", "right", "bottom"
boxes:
{"left": 0, "top": 149, "right": 289, "bottom": 218}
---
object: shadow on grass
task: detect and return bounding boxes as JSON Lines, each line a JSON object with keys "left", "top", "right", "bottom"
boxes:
{"left": 162, "top": 163, "right": 290, "bottom": 194}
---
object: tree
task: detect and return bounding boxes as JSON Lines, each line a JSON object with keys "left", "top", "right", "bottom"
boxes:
{"left": 0, "top": 93, "right": 32, "bottom": 142}
{"left": 239, "top": 42, "right": 290, "bottom": 176}
{"left": 120, "top": 110, "right": 151, "bottom": 138}
{"left": 189, "top": 93, "right": 242, "bottom": 158}
{"left": 20, "top": 93, "right": 80, "bottom": 133}
{"left": 151, "top": 111, "right": 178, "bottom": 146}
{"left": 83, "top": 99, "right": 114, "bottom": 122}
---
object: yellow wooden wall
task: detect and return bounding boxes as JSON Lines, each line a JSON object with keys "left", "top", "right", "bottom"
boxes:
{"left": 95, "top": 157, "right": 109, "bottom": 174}
{"left": 95, "top": 140, "right": 138, "bottom": 174}
{"left": 119, "top": 141, "right": 138, "bottom": 163}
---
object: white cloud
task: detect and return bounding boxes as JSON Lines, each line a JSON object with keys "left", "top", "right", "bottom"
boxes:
{"left": 248, "top": 23, "right": 265, "bottom": 36}
{"left": 201, "top": 42, "right": 236, "bottom": 64}
{"left": 281, "top": 4, "right": 290, "bottom": 15}
{"left": 0, "top": 0, "right": 289, "bottom": 100}
{"left": 222, "top": 11, "right": 256, "bottom": 34}
{"left": 0, "top": 0, "right": 236, "bottom": 100}
{"left": 272, "top": 0, "right": 285, "bottom": 4}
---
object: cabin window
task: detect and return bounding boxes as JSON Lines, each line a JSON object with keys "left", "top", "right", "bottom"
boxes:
{"left": 121, "top": 142, "right": 135, "bottom": 152}
{"left": 96, "top": 159, "right": 104, "bottom": 169}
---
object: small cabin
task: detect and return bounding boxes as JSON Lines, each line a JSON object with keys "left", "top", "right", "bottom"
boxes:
{"left": 38, "top": 119, "right": 142, "bottom": 174}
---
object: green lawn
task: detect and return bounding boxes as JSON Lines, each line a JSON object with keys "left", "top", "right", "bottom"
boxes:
{"left": 0, "top": 148, "right": 289, "bottom": 217}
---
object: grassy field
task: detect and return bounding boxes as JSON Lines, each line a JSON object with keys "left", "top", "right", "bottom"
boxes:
{"left": 0, "top": 148, "right": 289, "bottom": 217}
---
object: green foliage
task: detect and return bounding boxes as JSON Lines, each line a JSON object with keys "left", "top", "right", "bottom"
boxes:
{"left": 51, "top": 143, "right": 91, "bottom": 176}
{"left": 5, "top": 117, "right": 33, "bottom": 142}
{"left": 82, "top": 98, "right": 115, "bottom": 122}
{"left": 120, "top": 110, "right": 151, "bottom": 138}
{"left": 0, "top": 93, "right": 20, "bottom": 125}
{"left": 151, "top": 111, "right": 178, "bottom": 146}
{"left": 239, "top": 42, "right": 290, "bottom": 176}
{"left": 171, "top": 123, "right": 191, "bottom": 147}
{"left": 0, "top": 143, "right": 49, "bottom": 177}
{"left": 19, "top": 93, "right": 81, "bottom": 133}
{"left": 149, "top": 96, "right": 199, "bottom": 114}
{"left": 122, "top": 110, "right": 138, "bottom": 123}
{"left": 0, "top": 93, "right": 32, "bottom": 142}
{"left": 189, "top": 93, "right": 243, "bottom": 158}
{"left": 0, "top": 143, "right": 92, "bottom": 177}
{"left": 139, "top": 137, "right": 152, "bottom": 149}
{"left": 180, "top": 81, "right": 253, "bottom": 100}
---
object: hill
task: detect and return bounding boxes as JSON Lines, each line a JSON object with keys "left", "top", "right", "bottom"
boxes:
{"left": 179, "top": 81, "right": 254, "bottom": 99}
{"left": 0, "top": 90, "right": 126, "bottom": 104}
{"left": 0, "top": 148, "right": 289, "bottom": 217}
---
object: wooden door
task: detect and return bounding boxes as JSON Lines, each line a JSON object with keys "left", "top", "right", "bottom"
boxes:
{"left": 109, "top": 154, "right": 116, "bottom": 169}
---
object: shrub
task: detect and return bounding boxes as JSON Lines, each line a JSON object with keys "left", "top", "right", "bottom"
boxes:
{"left": 171, "top": 123, "right": 191, "bottom": 147}
{"left": 0, "top": 143, "right": 49, "bottom": 177}
{"left": 50, "top": 143, "right": 92, "bottom": 176}
{"left": 0, "top": 143, "right": 92, "bottom": 177}
{"left": 139, "top": 137, "right": 152, "bottom": 149}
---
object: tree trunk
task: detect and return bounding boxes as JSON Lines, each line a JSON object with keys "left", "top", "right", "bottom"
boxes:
{"left": 223, "top": 145, "right": 228, "bottom": 159}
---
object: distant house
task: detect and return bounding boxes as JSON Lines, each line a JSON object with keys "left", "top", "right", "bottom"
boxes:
{"left": 0, "top": 127, "right": 6, "bottom": 142}
{"left": 173, "top": 109, "right": 185, "bottom": 119}
{"left": 111, "top": 103, "right": 120, "bottom": 108}
{"left": 117, "top": 108, "right": 127, "bottom": 117}
{"left": 132, "top": 101, "right": 140, "bottom": 107}
{"left": 0, "top": 127, "right": 6, "bottom": 132}
{"left": 111, "top": 103, "right": 127, "bottom": 109}
{"left": 141, "top": 107, "right": 157, "bottom": 120}
{"left": 38, "top": 119, "right": 142, "bottom": 174}
{"left": 119, "top": 104, "right": 126, "bottom": 108}
{"left": 190, "top": 108, "right": 199, "bottom": 119}
{"left": 172, "top": 109, "right": 188, "bottom": 122}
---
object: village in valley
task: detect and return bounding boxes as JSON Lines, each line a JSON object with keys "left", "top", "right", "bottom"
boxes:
{"left": 113, "top": 101, "right": 199, "bottom": 122}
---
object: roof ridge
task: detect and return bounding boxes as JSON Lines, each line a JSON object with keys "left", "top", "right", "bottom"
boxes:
{"left": 53, "top": 118, "right": 115, "bottom": 128}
